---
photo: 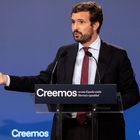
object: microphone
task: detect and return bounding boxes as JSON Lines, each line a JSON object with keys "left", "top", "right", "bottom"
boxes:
{"left": 50, "top": 50, "right": 67, "bottom": 84}
{"left": 85, "top": 51, "right": 101, "bottom": 84}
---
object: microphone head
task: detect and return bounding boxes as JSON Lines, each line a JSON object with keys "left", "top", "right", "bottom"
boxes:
{"left": 85, "top": 51, "right": 92, "bottom": 57}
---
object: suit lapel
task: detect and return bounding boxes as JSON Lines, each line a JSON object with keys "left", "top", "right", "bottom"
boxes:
{"left": 63, "top": 42, "right": 113, "bottom": 84}
{"left": 65, "top": 44, "right": 78, "bottom": 84}
{"left": 95, "top": 41, "right": 113, "bottom": 84}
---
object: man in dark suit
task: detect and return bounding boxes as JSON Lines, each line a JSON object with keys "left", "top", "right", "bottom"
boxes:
{"left": 0, "top": 1, "right": 139, "bottom": 140}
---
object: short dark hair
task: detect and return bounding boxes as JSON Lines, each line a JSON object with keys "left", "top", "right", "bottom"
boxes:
{"left": 71, "top": 1, "right": 103, "bottom": 33}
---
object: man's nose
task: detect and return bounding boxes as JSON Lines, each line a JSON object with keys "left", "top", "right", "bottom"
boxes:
{"left": 72, "top": 23, "right": 79, "bottom": 30}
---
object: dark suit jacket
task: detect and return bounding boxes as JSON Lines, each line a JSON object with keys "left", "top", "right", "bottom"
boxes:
{"left": 5, "top": 41, "right": 140, "bottom": 140}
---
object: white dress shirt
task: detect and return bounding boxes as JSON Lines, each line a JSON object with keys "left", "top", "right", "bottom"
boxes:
{"left": 72, "top": 35, "right": 101, "bottom": 85}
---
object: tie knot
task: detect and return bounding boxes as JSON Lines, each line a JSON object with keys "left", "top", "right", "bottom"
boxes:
{"left": 83, "top": 47, "right": 89, "bottom": 53}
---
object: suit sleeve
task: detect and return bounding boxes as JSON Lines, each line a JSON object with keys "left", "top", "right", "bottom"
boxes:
{"left": 118, "top": 50, "right": 140, "bottom": 110}
{"left": 4, "top": 63, "right": 54, "bottom": 93}
{"left": 5, "top": 47, "right": 63, "bottom": 93}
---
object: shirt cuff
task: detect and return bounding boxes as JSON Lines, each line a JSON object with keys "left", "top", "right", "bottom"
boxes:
{"left": 5, "top": 75, "right": 10, "bottom": 87}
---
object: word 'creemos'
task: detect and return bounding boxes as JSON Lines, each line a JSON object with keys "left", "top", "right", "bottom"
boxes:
{"left": 37, "top": 88, "right": 77, "bottom": 97}
{"left": 11, "top": 129, "right": 49, "bottom": 138}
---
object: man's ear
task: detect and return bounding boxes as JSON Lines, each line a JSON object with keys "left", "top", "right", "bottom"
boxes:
{"left": 92, "top": 21, "right": 100, "bottom": 32}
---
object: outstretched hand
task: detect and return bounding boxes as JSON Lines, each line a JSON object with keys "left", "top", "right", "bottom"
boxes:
{"left": 0, "top": 73, "right": 7, "bottom": 85}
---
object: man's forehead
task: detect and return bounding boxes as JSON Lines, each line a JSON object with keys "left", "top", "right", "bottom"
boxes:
{"left": 71, "top": 11, "right": 90, "bottom": 20}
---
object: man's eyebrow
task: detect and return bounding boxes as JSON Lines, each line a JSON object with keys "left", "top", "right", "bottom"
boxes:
{"left": 71, "top": 18, "right": 85, "bottom": 21}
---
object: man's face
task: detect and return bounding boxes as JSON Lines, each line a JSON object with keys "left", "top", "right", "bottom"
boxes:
{"left": 71, "top": 11, "right": 94, "bottom": 44}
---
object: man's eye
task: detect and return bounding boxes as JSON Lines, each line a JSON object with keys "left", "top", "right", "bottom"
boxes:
{"left": 78, "top": 20, "right": 85, "bottom": 24}
{"left": 72, "top": 20, "right": 75, "bottom": 24}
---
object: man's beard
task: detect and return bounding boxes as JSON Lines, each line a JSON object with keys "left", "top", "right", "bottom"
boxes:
{"left": 73, "top": 30, "right": 93, "bottom": 44}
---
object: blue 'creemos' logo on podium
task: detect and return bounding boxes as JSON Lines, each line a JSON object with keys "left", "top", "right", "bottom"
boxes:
{"left": 11, "top": 129, "right": 49, "bottom": 138}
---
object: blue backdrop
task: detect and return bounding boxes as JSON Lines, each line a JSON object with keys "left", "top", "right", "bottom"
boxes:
{"left": 0, "top": 0, "right": 139, "bottom": 139}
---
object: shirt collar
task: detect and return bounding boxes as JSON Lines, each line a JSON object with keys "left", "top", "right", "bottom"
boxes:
{"left": 78, "top": 35, "right": 101, "bottom": 51}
